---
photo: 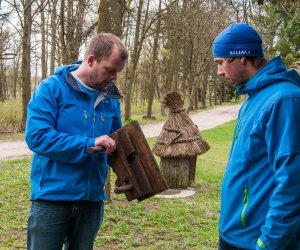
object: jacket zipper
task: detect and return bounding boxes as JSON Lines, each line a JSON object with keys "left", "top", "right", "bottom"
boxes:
{"left": 241, "top": 187, "right": 249, "bottom": 227}
{"left": 235, "top": 127, "right": 240, "bottom": 140}
{"left": 234, "top": 98, "right": 250, "bottom": 141}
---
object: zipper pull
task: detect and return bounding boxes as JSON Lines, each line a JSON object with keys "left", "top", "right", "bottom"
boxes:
{"left": 93, "top": 112, "right": 96, "bottom": 123}
{"left": 243, "top": 188, "right": 248, "bottom": 203}
{"left": 235, "top": 127, "right": 240, "bottom": 140}
{"left": 241, "top": 187, "right": 249, "bottom": 227}
{"left": 101, "top": 112, "right": 104, "bottom": 123}
{"left": 84, "top": 109, "right": 88, "bottom": 119}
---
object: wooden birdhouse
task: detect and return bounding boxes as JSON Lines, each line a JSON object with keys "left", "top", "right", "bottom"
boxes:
{"left": 152, "top": 91, "right": 210, "bottom": 189}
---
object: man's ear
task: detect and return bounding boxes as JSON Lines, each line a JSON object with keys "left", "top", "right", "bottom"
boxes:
{"left": 240, "top": 57, "right": 247, "bottom": 65}
{"left": 87, "top": 55, "right": 95, "bottom": 66}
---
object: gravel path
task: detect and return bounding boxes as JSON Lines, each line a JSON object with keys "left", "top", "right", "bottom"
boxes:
{"left": 0, "top": 104, "right": 240, "bottom": 160}
{"left": 142, "top": 104, "right": 240, "bottom": 138}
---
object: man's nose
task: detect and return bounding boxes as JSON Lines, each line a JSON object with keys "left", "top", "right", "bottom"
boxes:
{"left": 217, "top": 66, "right": 224, "bottom": 77}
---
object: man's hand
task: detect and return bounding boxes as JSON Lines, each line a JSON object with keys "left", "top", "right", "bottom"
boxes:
{"left": 95, "top": 135, "right": 116, "bottom": 154}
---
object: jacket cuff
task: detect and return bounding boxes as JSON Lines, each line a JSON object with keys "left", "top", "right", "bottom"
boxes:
{"left": 86, "top": 137, "right": 96, "bottom": 154}
{"left": 256, "top": 237, "right": 266, "bottom": 249}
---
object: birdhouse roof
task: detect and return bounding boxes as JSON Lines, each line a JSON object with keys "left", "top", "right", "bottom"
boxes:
{"left": 152, "top": 91, "right": 209, "bottom": 157}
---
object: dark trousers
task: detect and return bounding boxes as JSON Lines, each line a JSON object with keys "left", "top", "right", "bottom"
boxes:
{"left": 218, "top": 237, "right": 249, "bottom": 250}
{"left": 27, "top": 200, "right": 104, "bottom": 250}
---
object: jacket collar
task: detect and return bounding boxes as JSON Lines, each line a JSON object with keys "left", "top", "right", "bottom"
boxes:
{"left": 236, "top": 56, "right": 287, "bottom": 95}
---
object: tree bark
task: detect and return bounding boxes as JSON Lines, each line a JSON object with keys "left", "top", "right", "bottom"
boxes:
{"left": 13, "top": 52, "right": 20, "bottom": 99}
{"left": 40, "top": 0, "right": 47, "bottom": 79}
{"left": 21, "top": 0, "right": 32, "bottom": 130}
{"left": 0, "top": 59, "right": 5, "bottom": 101}
{"left": 98, "top": 0, "right": 124, "bottom": 37}
{"left": 59, "top": 0, "right": 89, "bottom": 64}
{"left": 146, "top": 0, "right": 162, "bottom": 118}
{"left": 50, "top": 0, "right": 58, "bottom": 74}
{"left": 124, "top": 0, "right": 146, "bottom": 121}
{"left": 97, "top": 0, "right": 125, "bottom": 203}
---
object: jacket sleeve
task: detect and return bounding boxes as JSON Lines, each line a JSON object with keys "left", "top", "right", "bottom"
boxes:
{"left": 25, "top": 79, "right": 95, "bottom": 164}
{"left": 256, "top": 97, "right": 300, "bottom": 249}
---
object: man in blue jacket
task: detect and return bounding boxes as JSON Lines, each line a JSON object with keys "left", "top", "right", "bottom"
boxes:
{"left": 25, "top": 33, "right": 128, "bottom": 249}
{"left": 213, "top": 23, "right": 300, "bottom": 250}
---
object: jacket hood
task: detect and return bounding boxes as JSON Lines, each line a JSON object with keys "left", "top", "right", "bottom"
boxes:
{"left": 54, "top": 61, "right": 82, "bottom": 79}
{"left": 52, "top": 62, "right": 122, "bottom": 99}
{"left": 236, "top": 56, "right": 300, "bottom": 95}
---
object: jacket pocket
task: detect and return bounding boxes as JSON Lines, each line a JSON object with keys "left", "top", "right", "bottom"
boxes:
{"left": 241, "top": 187, "right": 249, "bottom": 227}
{"left": 38, "top": 159, "right": 51, "bottom": 190}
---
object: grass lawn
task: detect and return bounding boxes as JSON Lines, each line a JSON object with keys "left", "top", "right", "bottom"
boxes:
{"left": 0, "top": 120, "right": 236, "bottom": 250}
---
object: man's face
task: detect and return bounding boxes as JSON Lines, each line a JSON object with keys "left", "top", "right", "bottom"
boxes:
{"left": 214, "top": 57, "right": 249, "bottom": 85}
{"left": 88, "top": 47, "right": 126, "bottom": 90}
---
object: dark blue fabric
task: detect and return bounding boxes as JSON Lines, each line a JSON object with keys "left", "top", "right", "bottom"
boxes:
{"left": 218, "top": 237, "right": 249, "bottom": 250}
{"left": 27, "top": 200, "right": 104, "bottom": 250}
{"left": 213, "top": 23, "right": 264, "bottom": 58}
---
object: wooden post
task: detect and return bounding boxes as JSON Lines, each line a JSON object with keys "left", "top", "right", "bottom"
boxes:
{"left": 188, "top": 156, "right": 197, "bottom": 186}
{"left": 160, "top": 157, "right": 190, "bottom": 189}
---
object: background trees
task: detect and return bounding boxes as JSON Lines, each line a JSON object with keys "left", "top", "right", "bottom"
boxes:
{"left": 0, "top": 0, "right": 299, "bottom": 130}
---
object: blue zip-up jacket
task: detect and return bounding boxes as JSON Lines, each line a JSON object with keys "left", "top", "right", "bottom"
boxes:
{"left": 25, "top": 62, "right": 122, "bottom": 201}
{"left": 219, "top": 56, "right": 300, "bottom": 250}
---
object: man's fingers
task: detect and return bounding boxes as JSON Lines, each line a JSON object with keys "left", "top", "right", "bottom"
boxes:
{"left": 95, "top": 136, "right": 116, "bottom": 154}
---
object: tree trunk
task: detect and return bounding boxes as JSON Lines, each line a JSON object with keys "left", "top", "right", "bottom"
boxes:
{"left": 187, "top": 72, "right": 201, "bottom": 112}
{"left": 124, "top": 0, "right": 145, "bottom": 121}
{"left": 69, "top": 0, "right": 85, "bottom": 61}
{"left": 97, "top": 0, "right": 125, "bottom": 203}
{"left": 40, "top": 0, "right": 47, "bottom": 79}
{"left": 13, "top": 52, "right": 20, "bottom": 99}
{"left": 59, "top": 0, "right": 67, "bottom": 64}
{"left": 98, "top": 0, "right": 124, "bottom": 37}
{"left": 21, "top": 0, "right": 32, "bottom": 130}
{"left": 145, "top": 0, "right": 162, "bottom": 118}
{"left": 201, "top": 73, "right": 208, "bottom": 108}
{"left": 50, "top": 0, "right": 58, "bottom": 74}
{"left": 0, "top": 59, "right": 5, "bottom": 101}
{"left": 167, "top": 44, "right": 179, "bottom": 92}
{"left": 183, "top": 39, "right": 193, "bottom": 97}
{"left": 59, "top": 0, "right": 87, "bottom": 64}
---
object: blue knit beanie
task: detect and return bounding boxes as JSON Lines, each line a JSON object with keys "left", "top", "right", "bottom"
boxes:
{"left": 213, "top": 23, "right": 264, "bottom": 58}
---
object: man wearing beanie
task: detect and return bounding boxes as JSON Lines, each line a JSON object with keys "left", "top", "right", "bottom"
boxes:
{"left": 213, "top": 23, "right": 300, "bottom": 250}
